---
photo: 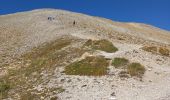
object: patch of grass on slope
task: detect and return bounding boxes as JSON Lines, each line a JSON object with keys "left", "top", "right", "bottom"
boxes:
{"left": 142, "top": 46, "right": 169, "bottom": 56}
{"left": 112, "top": 57, "right": 129, "bottom": 68}
{"left": 159, "top": 47, "right": 169, "bottom": 56}
{"left": 1, "top": 37, "right": 85, "bottom": 99}
{"left": 127, "top": 63, "right": 145, "bottom": 77}
{"left": 112, "top": 58, "right": 145, "bottom": 78}
{"left": 22, "top": 38, "right": 72, "bottom": 76}
{"left": 0, "top": 80, "right": 10, "bottom": 99}
{"left": 84, "top": 39, "right": 118, "bottom": 53}
{"left": 65, "top": 56, "right": 109, "bottom": 76}
{"left": 142, "top": 46, "right": 157, "bottom": 53}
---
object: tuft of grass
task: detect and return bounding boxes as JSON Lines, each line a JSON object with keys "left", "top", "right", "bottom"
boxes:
{"left": 0, "top": 81, "right": 10, "bottom": 93}
{"left": 84, "top": 39, "right": 118, "bottom": 53}
{"left": 0, "top": 80, "right": 10, "bottom": 99}
{"left": 20, "top": 91, "right": 40, "bottom": 100}
{"left": 65, "top": 56, "right": 109, "bottom": 76}
{"left": 50, "top": 97, "right": 58, "bottom": 100}
{"left": 142, "top": 46, "right": 157, "bottom": 53}
{"left": 112, "top": 57, "right": 129, "bottom": 68}
{"left": 127, "top": 63, "right": 145, "bottom": 77}
{"left": 54, "top": 87, "right": 65, "bottom": 93}
{"left": 159, "top": 47, "right": 169, "bottom": 56}
{"left": 142, "top": 46, "right": 170, "bottom": 56}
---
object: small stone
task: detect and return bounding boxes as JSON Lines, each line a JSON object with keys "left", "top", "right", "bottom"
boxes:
{"left": 156, "top": 59, "right": 162, "bottom": 61}
{"left": 111, "top": 92, "right": 116, "bottom": 96}
{"left": 77, "top": 78, "right": 81, "bottom": 81}
{"left": 140, "top": 78, "right": 143, "bottom": 82}
{"left": 133, "top": 50, "right": 138, "bottom": 53}
{"left": 155, "top": 72, "right": 160, "bottom": 75}
{"left": 82, "top": 85, "right": 87, "bottom": 87}
{"left": 18, "top": 61, "right": 22, "bottom": 64}
{"left": 67, "top": 79, "right": 72, "bottom": 83}
{"left": 94, "top": 80, "right": 100, "bottom": 84}
{"left": 41, "top": 96, "right": 45, "bottom": 99}
{"left": 60, "top": 79, "right": 65, "bottom": 82}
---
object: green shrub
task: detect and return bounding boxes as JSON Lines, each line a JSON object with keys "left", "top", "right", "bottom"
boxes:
{"left": 112, "top": 57, "right": 129, "bottom": 68}
{"left": 127, "top": 63, "right": 145, "bottom": 77}
{"left": 65, "top": 56, "right": 109, "bottom": 76}
{"left": 84, "top": 39, "right": 118, "bottom": 53}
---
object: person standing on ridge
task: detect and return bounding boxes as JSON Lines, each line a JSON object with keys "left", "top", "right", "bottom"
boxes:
{"left": 73, "top": 20, "right": 76, "bottom": 26}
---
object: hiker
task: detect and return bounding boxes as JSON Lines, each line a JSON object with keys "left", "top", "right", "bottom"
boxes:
{"left": 48, "top": 17, "right": 54, "bottom": 21}
{"left": 73, "top": 20, "right": 76, "bottom": 26}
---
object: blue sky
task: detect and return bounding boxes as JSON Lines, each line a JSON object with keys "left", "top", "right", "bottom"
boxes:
{"left": 0, "top": 0, "right": 170, "bottom": 31}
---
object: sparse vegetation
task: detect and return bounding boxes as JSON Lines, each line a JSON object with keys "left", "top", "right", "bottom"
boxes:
{"left": 159, "top": 47, "right": 169, "bottom": 56}
{"left": 65, "top": 56, "right": 109, "bottom": 76}
{"left": 0, "top": 82, "right": 10, "bottom": 93}
{"left": 50, "top": 96, "right": 58, "bottom": 100}
{"left": 112, "top": 58, "right": 145, "bottom": 78}
{"left": 84, "top": 39, "right": 118, "bottom": 53}
{"left": 127, "top": 63, "right": 145, "bottom": 77}
{"left": 22, "top": 38, "right": 73, "bottom": 76}
{"left": 142, "top": 46, "right": 157, "bottom": 53}
{"left": 23, "top": 38, "right": 72, "bottom": 60}
{"left": 0, "top": 37, "right": 85, "bottom": 99}
{"left": 55, "top": 87, "right": 65, "bottom": 93}
{"left": 0, "top": 80, "right": 10, "bottom": 99}
{"left": 142, "top": 46, "right": 170, "bottom": 56}
{"left": 20, "top": 92, "right": 40, "bottom": 100}
{"left": 112, "top": 57, "right": 129, "bottom": 68}
{"left": 112, "top": 58, "right": 146, "bottom": 78}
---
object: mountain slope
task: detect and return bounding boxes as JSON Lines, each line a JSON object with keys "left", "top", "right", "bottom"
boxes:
{"left": 0, "top": 9, "right": 170, "bottom": 100}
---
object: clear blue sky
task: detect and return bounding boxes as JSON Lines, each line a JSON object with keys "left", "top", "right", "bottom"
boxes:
{"left": 0, "top": 0, "right": 170, "bottom": 31}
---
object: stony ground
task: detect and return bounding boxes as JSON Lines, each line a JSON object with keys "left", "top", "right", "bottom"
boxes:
{"left": 0, "top": 9, "right": 170, "bottom": 100}
{"left": 49, "top": 43, "right": 170, "bottom": 100}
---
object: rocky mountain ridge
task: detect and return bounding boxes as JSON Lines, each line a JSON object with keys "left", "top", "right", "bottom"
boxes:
{"left": 0, "top": 9, "right": 170, "bottom": 100}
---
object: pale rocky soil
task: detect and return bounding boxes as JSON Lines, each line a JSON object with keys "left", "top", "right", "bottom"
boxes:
{"left": 0, "top": 9, "right": 170, "bottom": 100}
{"left": 48, "top": 43, "right": 170, "bottom": 100}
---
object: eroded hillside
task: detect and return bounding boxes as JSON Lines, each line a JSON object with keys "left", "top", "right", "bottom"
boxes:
{"left": 0, "top": 9, "right": 170, "bottom": 100}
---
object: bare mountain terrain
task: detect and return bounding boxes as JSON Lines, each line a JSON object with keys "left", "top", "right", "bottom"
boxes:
{"left": 0, "top": 9, "right": 170, "bottom": 100}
